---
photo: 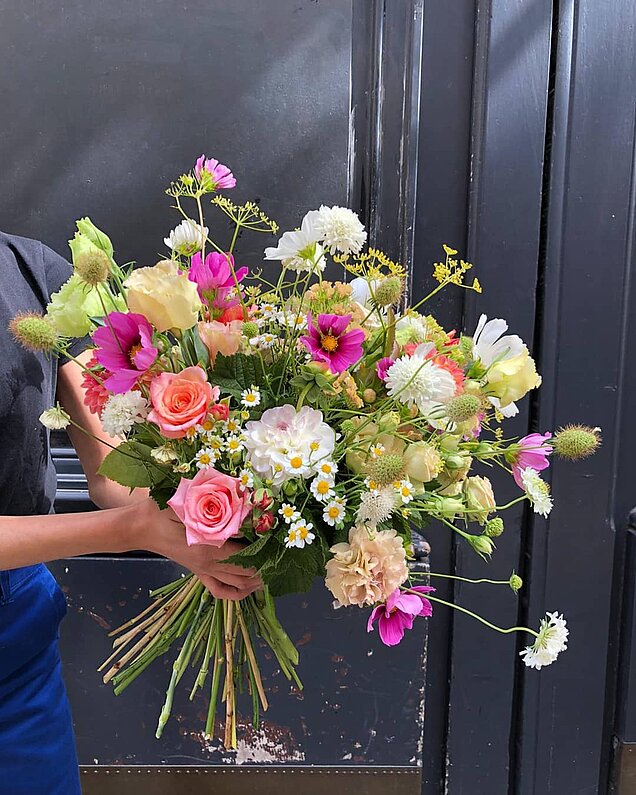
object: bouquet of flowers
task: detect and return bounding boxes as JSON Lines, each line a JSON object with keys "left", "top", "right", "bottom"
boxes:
{"left": 12, "top": 153, "right": 601, "bottom": 748}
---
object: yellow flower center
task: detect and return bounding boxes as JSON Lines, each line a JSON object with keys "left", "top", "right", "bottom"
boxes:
{"left": 274, "top": 464, "right": 283, "bottom": 472}
{"left": 288, "top": 530, "right": 297, "bottom": 542}
{"left": 290, "top": 456, "right": 303, "bottom": 469}
{"left": 202, "top": 420, "right": 214, "bottom": 431}
{"left": 328, "top": 507, "right": 340, "bottom": 519}
{"left": 320, "top": 334, "right": 338, "bottom": 352}
{"left": 317, "top": 480, "right": 330, "bottom": 494}
{"left": 310, "top": 441, "right": 320, "bottom": 451}
{"left": 245, "top": 394, "right": 256, "bottom": 403}
{"left": 298, "top": 526, "right": 309, "bottom": 539}
{"left": 283, "top": 507, "right": 294, "bottom": 517}
{"left": 199, "top": 454, "right": 210, "bottom": 465}
{"left": 128, "top": 342, "right": 143, "bottom": 366}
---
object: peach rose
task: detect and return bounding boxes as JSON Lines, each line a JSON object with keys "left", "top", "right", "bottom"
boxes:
{"left": 198, "top": 319, "right": 243, "bottom": 364}
{"left": 168, "top": 467, "right": 252, "bottom": 547}
{"left": 148, "top": 366, "right": 218, "bottom": 438}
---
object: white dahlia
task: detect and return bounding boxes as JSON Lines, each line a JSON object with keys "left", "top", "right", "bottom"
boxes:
{"left": 163, "top": 219, "right": 208, "bottom": 256}
{"left": 385, "top": 344, "right": 458, "bottom": 416}
{"left": 101, "top": 391, "right": 149, "bottom": 437}
{"left": 264, "top": 213, "right": 325, "bottom": 273}
{"left": 520, "top": 612, "right": 568, "bottom": 669}
{"left": 308, "top": 205, "right": 367, "bottom": 255}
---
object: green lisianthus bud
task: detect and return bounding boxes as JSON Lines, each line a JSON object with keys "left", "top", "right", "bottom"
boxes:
{"left": 551, "top": 425, "right": 601, "bottom": 460}
{"left": 282, "top": 480, "right": 299, "bottom": 497}
{"left": 484, "top": 517, "right": 504, "bottom": 537}
{"left": 75, "top": 217, "right": 114, "bottom": 258}
{"left": 509, "top": 573, "right": 523, "bottom": 593}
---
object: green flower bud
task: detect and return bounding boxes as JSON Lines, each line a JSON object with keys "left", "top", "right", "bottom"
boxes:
{"left": 374, "top": 276, "right": 403, "bottom": 307}
{"left": 445, "top": 393, "right": 482, "bottom": 423}
{"left": 340, "top": 419, "right": 358, "bottom": 437}
{"left": 363, "top": 388, "right": 377, "bottom": 404}
{"left": 74, "top": 217, "right": 114, "bottom": 258}
{"left": 74, "top": 249, "right": 111, "bottom": 286}
{"left": 509, "top": 573, "right": 523, "bottom": 593}
{"left": 282, "top": 480, "right": 299, "bottom": 497}
{"left": 466, "top": 533, "right": 495, "bottom": 558}
{"left": 242, "top": 321, "right": 259, "bottom": 339}
{"left": 459, "top": 335, "right": 474, "bottom": 358}
{"left": 484, "top": 517, "right": 504, "bottom": 537}
{"left": 445, "top": 454, "right": 467, "bottom": 470}
{"left": 369, "top": 453, "right": 405, "bottom": 485}
{"left": 552, "top": 424, "right": 601, "bottom": 460}
{"left": 9, "top": 312, "right": 59, "bottom": 352}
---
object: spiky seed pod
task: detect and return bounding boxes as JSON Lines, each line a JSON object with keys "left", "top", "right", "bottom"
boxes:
{"left": 369, "top": 453, "right": 405, "bottom": 485}
{"left": 374, "top": 276, "right": 403, "bottom": 307}
{"left": 340, "top": 419, "right": 358, "bottom": 437}
{"left": 242, "top": 321, "right": 259, "bottom": 339}
{"left": 9, "top": 312, "right": 60, "bottom": 352}
{"left": 74, "top": 250, "right": 111, "bottom": 285}
{"left": 484, "top": 517, "right": 504, "bottom": 538}
{"left": 551, "top": 424, "right": 601, "bottom": 460}
{"left": 445, "top": 393, "right": 482, "bottom": 423}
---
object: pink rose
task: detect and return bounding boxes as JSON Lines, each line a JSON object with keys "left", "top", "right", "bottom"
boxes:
{"left": 198, "top": 320, "right": 243, "bottom": 365}
{"left": 168, "top": 467, "right": 252, "bottom": 547}
{"left": 148, "top": 366, "right": 218, "bottom": 438}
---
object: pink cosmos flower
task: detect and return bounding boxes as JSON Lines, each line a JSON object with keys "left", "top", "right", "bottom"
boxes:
{"left": 367, "top": 586, "right": 434, "bottom": 646}
{"left": 376, "top": 356, "right": 394, "bottom": 382}
{"left": 301, "top": 313, "right": 365, "bottom": 374}
{"left": 194, "top": 155, "right": 236, "bottom": 190}
{"left": 512, "top": 432, "right": 552, "bottom": 488}
{"left": 92, "top": 312, "right": 158, "bottom": 394}
{"left": 188, "top": 251, "right": 248, "bottom": 309}
{"left": 168, "top": 467, "right": 251, "bottom": 547}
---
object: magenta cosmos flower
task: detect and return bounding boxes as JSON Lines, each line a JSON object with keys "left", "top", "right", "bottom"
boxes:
{"left": 512, "top": 432, "right": 552, "bottom": 488}
{"left": 194, "top": 155, "right": 236, "bottom": 190}
{"left": 188, "top": 251, "right": 248, "bottom": 310}
{"left": 93, "top": 312, "right": 158, "bottom": 394}
{"left": 367, "top": 586, "right": 434, "bottom": 647}
{"left": 301, "top": 313, "right": 365, "bottom": 374}
{"left": 376, "top": 356, "right": 394, "bottom": 382}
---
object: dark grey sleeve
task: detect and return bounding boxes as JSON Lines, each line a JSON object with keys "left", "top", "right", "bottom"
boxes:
{"left": 41, "top": 242, "right": 91, "bottom": 363}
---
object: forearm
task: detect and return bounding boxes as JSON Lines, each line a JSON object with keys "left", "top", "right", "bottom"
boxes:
{"left": 0, "top": 503, "right": 144, "bottom": 570}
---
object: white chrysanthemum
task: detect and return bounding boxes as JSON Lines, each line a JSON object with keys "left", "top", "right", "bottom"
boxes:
{"left": 39, "top": 403, "right": 71, "bottom": 430}
{"left": 472, "top": 314, "right": 525, "bottom": 367}
{"left": 308, "top": 205, "right": 367, "bottom": 255}
{"left": 356, "top": 487, "right": 398, "bottom": 528}
{"left": 243, "top": 405, "right": 336, "bottom": 486}
{"left": 285, "top": 520, "right": 315, "bottom": 549}
{"left": 264, "top": 213, "right": 325, "bottom": 273}
{"left": 520, "top": 467, "right": 553, "bottom": 517}
{"left": 385, "top": 344, "right": 458, "bottom": 416}
{"left": 323, "top": 499, "right": 346, "bottom": 527}
{"left": 310, "top": 474, "right": 335, "bottom": 502}
{"left": 520, "top": 612, "right": 568, "bottom": 669}
{"left": 163, "top": 219, "right": 208, "bottom": 255}
{"left": 101, "top": 391, "right": 149, "bottom": 437}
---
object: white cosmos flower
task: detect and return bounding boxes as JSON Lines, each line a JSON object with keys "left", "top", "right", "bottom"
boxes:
{"left": 39, "top": 403, "right": 71, "bottom": 430}
{"left": 356, "top": 487, "right": 398, "bottom": 528}
{"left": 472, "top": 314, "right": 525, "bottom": 367}
{"left": 520, "top": 467, "right": 553, "bottom": 517}
{"left": 385, "top": 343, "right": 458, "bottom": 416}
{"left": 243, "top": 405, "right": 335, "bottom": 486}
{"left": 264, "top": 213, "right": 325, "bottom": 273}
{"left": 307, "top": 205, "right": 367, "bottom": 255}
{"left": 164, "top": 219, "right": 208, "bottom": 255}
{"left": 101, "top": 391, "right": 149, "bottom": 437}
{"left": 520, "top": 612, "right": 568, "bottom": 669}
{"left": 489, "top": 396, "right": 519, "bottom": 418}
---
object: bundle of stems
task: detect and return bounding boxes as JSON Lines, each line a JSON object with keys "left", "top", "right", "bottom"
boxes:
{"left": 100, "top": 575, "right": 301, "bottom": 748}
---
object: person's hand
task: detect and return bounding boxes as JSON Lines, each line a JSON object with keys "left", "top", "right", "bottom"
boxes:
{"left": 131, "top": 497, "right": 262, "bottom": 600}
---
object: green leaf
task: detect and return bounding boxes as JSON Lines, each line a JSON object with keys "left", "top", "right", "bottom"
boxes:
{"left": 180, "top": 327, "right": 210, "bottom": 369}
{"left": 98, "top": 441, "right": 169, "bottom": 489}
{"left": 210, "top": 353, "right": 265, "bottom": 398}
{"left": 223, "top": 533, "right": 273, "bottom": 570}
{"left": 266, "top": 543, "right": 326, "bottom": 597}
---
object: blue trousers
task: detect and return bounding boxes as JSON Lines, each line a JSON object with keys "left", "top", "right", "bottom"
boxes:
{"left": 0, "top": 564, "right": 81, "bottom": 794}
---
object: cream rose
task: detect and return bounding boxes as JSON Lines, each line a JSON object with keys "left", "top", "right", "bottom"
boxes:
{"left": 124, "top": 260, "right": 202, "bottom": 332}
{"left": 403, "top": 442, "right": 442, "bottom": 484}
{"left": 463, "top": 475, "right": 496, "bottom": 523}
{"left": 487, "top": 348, "right": 541, "bottom": 407}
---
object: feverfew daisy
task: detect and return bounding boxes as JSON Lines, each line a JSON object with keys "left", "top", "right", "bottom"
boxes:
{"left": 283, "top": 452, "right": 312, "bottom": 479}
{"left": 39, "top": 403, "right": 71, "bottom": 430}
{"left": 225, "top": 434, "right": 245, "bottom": 455}
{"left": 101, "top": 391, "right": 149, "bottom": 437}
{"left": 308, "top": 205, "right": 367, "bottom": 255}
{"left": 385, "top": 344, "right": 458, "bottom": 416}
{"left": 316, "top": 460, "right": 338, "bottom": 478}
{"left": 356, "top": 487, "right": 397, "bottom": 528}
{"left": 195, "top": 448, "right": 217, "bottom": 469}
{"left": 286, "top": 519, "right": 315, "bottom": 549}
{"left": 396, "top": 478, "right": 414, "bottom": 504}
{"left": 370, "top": 443, "right": 385, "bottom": 459}
{"left": 310, "top": 475, "right": 335, "bottom": 502}
{"left": 279, "top": 503, "right": 301, "bottom": 524}
{"left": 364, "top": 476, "right": 381, "bottom": 493}
{"left": 206, "top": 435, "right": 224, "bottom": 453}
{"left": 249, "top": 333, "right": 277, "bottom": 350}
{"left": 519, "top": 467, "right": 553, "bottom": 517}
{"left": 223, "top": 417, "right": 242, "bottom": 434}
{"left": 238, "top": 469, "right": 254, "bottom": 489}
{"left": 241, "top": 386, "right": 261, "bottom": 408}
{"left": 323, "top": 500, "right": 346, "bottom": 526}
{"left": 520, "top": 612, "right": 568, "bottom": 669}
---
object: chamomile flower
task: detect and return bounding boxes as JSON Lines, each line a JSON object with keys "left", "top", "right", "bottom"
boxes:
{"left": 364, "top": 476, "right": 381, "bottom": 493}
{"left": 240, "top": 410, "right": 251, "bottom": 421}
{"left": 259, "top": 303, "right": 278, "bottom": 319}
{"left": 279, "top": 503, "right": 301, "bottom": 524}
{"left": 225, "top": 434, "right": 245, "bottom": 455}
{"left": 316, "top": 460, "right": 338, "bottom": 478}
{"left": 207, "top": 435, "right": 224, "bottom": 453}
{"left": 397, "top": 478, "right": 414, "bottom": 504}
{"left": 323, "top": 500, "right": 346, "bottom": 526}
{"left": 195, "top": 448, "right": 217, "bottom": 469}
{"left": 520, "top": 612, "right": 568, "bottom": 669}
{"left": 286, "top": 519, "right": 315, "bottom": 549}
{"left": 223, "top": 417, "right": 242, "bottom": 434}
{"left": 310, "top": 475, "right": 335, "bottom": 502}
{"left": 519, "top": 467, "right": 553, "bottom": 517}
{"left": 241, "top": 386, "right": 261, "bottom": 407}
{"left": 283, "top": 452, "right": 312, "bottom": 478}
{"left": 249, "top": 333, "right": 277, "bottom": 350}
{"left": 196, "top": 419, "right": 216, "bottom": 436}
{"left": 238, "top": 469, "right": 254, "bottom": 489}
{"left": 370, "top": 443, "right": 386, "bottom": 459}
